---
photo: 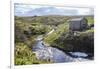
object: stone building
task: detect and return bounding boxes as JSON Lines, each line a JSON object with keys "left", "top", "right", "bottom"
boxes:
{"left": 69, "top": 17, "right": 88, "bottom": 31}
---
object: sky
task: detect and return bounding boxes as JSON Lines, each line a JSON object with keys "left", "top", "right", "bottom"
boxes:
{"left": 14, "top": 3, "right": 94, "bottom": 16}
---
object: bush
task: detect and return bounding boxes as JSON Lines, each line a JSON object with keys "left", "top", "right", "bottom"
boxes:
{"left": 15, "top": 43, "right": 40, "bottom": 65}
{"left": 50, "top": 29, "right": 94, "bottom": 55}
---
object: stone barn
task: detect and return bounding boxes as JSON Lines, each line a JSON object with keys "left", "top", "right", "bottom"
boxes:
{"left": 69, "top": 17, "right": 88, "bottom": 31}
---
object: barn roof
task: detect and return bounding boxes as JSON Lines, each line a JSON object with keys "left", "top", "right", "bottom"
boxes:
{"left": 69, "top": 17, "right": 86, "bottom": 22}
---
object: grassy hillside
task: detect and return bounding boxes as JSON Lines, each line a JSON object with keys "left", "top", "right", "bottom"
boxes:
{"left": 15, "top": 15, "right": 94, "bottom": 65}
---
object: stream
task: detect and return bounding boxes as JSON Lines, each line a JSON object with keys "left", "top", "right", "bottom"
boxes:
{"left": 32, "top": 35, "right": 91, "bottom": 63}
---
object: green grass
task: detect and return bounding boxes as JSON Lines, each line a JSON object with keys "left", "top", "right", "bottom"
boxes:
{"left": 44, "top": 23, "right": 69, "bottom": 44}
{"left": 15, "top": 43, "right": 39, "bottom": 65}
{"left": 86, "top": 17, "right": 94, "bottom": 26}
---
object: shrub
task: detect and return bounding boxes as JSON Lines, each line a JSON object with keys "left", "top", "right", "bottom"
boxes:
{"left": 50, "top": 29, "right": 94, "bottom": 55}
{"left": 15, "top": 43, "right": 40, "bottom": 65}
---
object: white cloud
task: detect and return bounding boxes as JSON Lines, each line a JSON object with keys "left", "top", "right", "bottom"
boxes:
{"left": 14, "top": 4, "right": 94, "bottom": 16}
{"left": 56, "top": 6, "right": 93, "bottom": 15}
{"left": 14, "top": 4, "right": 44, "bottom": 13}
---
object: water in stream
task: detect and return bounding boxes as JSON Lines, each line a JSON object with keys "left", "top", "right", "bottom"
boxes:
{"left": 32, "top": 36, "right": 91, "bottom": 63}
